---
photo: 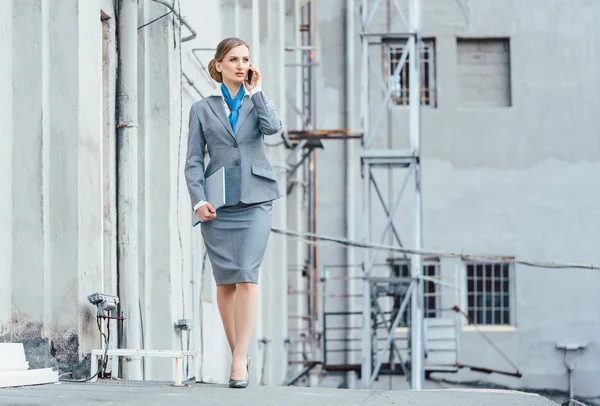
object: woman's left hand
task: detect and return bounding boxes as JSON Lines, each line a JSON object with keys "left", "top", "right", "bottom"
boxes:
{"left": 246, "top": 64, "right": 262, "bottom": 91}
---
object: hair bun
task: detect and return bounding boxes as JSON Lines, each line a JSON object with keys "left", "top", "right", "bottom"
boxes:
{"left": 208, "top": 58, "right": 222, "bottom": 83}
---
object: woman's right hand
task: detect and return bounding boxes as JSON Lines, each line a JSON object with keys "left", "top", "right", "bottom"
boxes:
{"left": 196, "top": 203, "right": 217, "bottom": 223}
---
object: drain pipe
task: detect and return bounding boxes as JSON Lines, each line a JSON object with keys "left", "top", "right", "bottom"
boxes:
{"left": 116, "top": 0, "right": 143, "bottom": 380}
{"left": 556, "top": 342, "right": 588, "bottom": 400}
{"left": 345, "top": 0, "right": 357, "bottom": 389}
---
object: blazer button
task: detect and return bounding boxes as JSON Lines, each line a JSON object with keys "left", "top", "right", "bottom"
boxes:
{"left": 233, "top": 142, "right": 238, "bottom": 148}
{"left": 235, "top": 159, "right": 241, "bottom": 166}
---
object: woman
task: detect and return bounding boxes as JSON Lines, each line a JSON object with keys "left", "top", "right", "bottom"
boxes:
{"left": 184, "top": 37, "right": 282, "bottom": 389}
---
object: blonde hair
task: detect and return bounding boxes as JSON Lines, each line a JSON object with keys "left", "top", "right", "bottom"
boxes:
{"left": 207, "top": 37, "right": 250, "bottom": 83}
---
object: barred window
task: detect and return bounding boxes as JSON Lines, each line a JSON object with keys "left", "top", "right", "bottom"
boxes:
{"left": 392, "top": 261, "right": 440, "bottom": 322}
{"left": 466, "top": 263, "right": 513, "bottom": 325}
{"left": 387, "top": 39, "right": 436, "bottom": 107}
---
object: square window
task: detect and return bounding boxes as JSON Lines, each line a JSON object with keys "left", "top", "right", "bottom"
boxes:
{"left": 392, "top": 260, "right": 441, "bottom": 324}
{"left": 386, "top": 38, "right": 436, "bottom": 107}
{"left": 457, "top": 38, "right": 512, "bottom": 107}
{"left": 466, "top": 262, "right": 513, "bottom": 325}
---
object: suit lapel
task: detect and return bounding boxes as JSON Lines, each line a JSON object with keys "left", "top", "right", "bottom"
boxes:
{"left": 235, "top": 97, "right": 255, "bottom": 135}
{"left": 206, "top": 96, "right": 235, "bottom": 138}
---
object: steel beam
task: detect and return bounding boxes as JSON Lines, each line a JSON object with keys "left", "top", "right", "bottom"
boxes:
{"left": 360, "top": 0, "right": 423, "bottom": 390}
{"left": 408, "top": 0, "right": 424, "bottom": 390}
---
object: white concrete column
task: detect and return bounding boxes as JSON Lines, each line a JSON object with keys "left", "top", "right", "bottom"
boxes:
{"left": 266, "top": 0, "right": 289, "bottom": 385}
{"left": 137, "top": 0, "right": 149, "bottom": 375}
{"left": 138, "top": 0, "right": 179, "bottom": 380}
{"left": 250, "top": 0, "right": 266, "bottom": 384}
{"left": 100, "top": 2, "right": 118, "bottom": 298}
{"left": 11, "top": 0, "right": 46, "bottom": 329}
{"left": 260, "top": 0, "right": 274, "bottom": 385}
{"left": 182, "top": 0, "right": 228, "bottom": 384}
{"left": 36, "top": 0, "right": 103, "bottom": 367}
{"left": 287, "top": 0, "right": 307, "bottom": 377}
{"left": 77, "top": 0, "right": 105, "bottom": 355}
{"left": 0, "top": 0, "right": 13, "bottom": 340}
{"left": 45, "top": 0, "right": 81, "bottom": 342}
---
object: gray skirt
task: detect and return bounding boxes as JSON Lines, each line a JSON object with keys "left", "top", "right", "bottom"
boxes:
{"left": 201, "top": 200, "right": 273, "bottom": 285}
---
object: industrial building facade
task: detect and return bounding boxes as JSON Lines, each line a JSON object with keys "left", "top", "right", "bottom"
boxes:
{"left": 0, "top": 0, "right": 598, "bottom": 399}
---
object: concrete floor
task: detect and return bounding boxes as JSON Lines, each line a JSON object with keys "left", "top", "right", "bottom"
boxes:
{"left": 0, "top": 380, "right": 560, "bottom": 406}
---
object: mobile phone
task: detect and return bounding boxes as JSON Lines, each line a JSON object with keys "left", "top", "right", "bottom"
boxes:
{"left": 246, "top": 69, "right": 254, "bottom": 84}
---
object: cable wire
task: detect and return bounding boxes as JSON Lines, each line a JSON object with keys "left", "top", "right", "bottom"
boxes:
{"left": 453, "top": 306, "right": 520, "bottom": 373}
{"left": 271, "top": 228, "right": 600, "bottom": 271}
{"left": 59, "top": 311, "right": 110, "bottom": 383}
{"left": 137, "top": 10, "right": 173, "bottom": 30}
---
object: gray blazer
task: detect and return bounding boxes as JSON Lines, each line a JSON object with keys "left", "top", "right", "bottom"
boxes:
{"left": 185, "top": 90, "right": 283, "bottom": 209}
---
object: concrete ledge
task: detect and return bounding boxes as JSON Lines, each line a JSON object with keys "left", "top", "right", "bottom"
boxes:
{"left": 0, "top": 380, "right": 559, "bottom": 406}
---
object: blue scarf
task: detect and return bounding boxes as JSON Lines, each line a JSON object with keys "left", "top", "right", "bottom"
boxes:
{"left": 221, "top": 83, "right": 245, "bottom": 132}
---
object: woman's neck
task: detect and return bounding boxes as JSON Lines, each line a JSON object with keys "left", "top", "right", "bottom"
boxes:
{"left": 222, "top": 80, "right": 243, "bottom": 97}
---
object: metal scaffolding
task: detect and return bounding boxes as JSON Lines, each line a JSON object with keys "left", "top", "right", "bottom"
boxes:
{"left": 284, "top": 0, "right": 364, "bottom": 386}
{"left": 360, "top": 0, "right": 424, "bottom": 389}
{"left": 282, "top": 0, "right": 428, "bottom": 389}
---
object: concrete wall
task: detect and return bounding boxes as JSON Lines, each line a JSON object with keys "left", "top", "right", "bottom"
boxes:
{"left": 2, "top": 0, "right": 290, "bottom": 384}
{"left": 0, "top": 0, "right": 14, "bottom": 347}
{"left": 420, "top": 0, "right": 599, "bottom": 395}
{"left": 314, "top": 0, "right": 600, "bottom": 395}
{"left": 4, "top": 0, "right": 597, "bottom": 395}
{"left": 0, "top": 0, "right": 105, "bottom": 376}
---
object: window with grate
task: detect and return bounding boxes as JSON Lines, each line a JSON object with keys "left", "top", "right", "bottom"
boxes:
{"left": 387, "top": 39, "right": 436, "bottom": 107}
{"left": 392, "top": 261, "right": 440, "bottom": 324}
{"left": 466, "top": 262, "right": 513, "bottom": 325}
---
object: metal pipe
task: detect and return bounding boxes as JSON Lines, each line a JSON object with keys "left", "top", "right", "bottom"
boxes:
{"left": 117, "top": 0, "right": 142, "bottom": 380}
{"left": 293, "top": 0, "right": 306, "bottom": 367}
{"left": 190, "top": 49, "right": 218, "bottom": 89}
{"left": 294, "top": 0, "right": 302, "bottom": 132}
{"left": 252, "top": 0, "right": 260, "bottom": 68}
{"left": 278, "top": 0, "right": 286, "bottom": 134}
{"left": 360, "top": 0, "right": 372, "bottom": 389}
{"left": 149, "top": 0, "right": 197, "bottom": 41}
{"left": 309, "top": 0, "right": 319, "bottom": 335}
{"left": 182, "top": 71, "right": 204, "bottom": 98}
{"left": 408, "top": 0, "right": 423, "bottom": 390}
{"left": 307, "top": 153, "right": 313, "bottom": 318}
{"left": 345, "top": 0, "right": 358, "bottom": 385}
{"left": 312, "top": 150, "right": 318, "bottom": 330}
{"left": 234, "top": 0, "right": 240, "bottom": 37}
{"left": 360, "top": 31, "right": 414, "bottom": 37}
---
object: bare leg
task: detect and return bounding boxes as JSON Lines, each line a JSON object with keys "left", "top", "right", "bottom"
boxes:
{"left": 216, "top": 284, "right": 237, "bottom": 355}
{"left": 230, "top": 282, "right": 259, "bottom": 380}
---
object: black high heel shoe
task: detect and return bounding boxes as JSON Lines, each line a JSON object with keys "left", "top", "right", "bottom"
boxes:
{"left": 228, "top": 356, "right": 250, "bottom": 389}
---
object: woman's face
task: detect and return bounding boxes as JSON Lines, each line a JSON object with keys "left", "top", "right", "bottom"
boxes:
{"left": 217, "top": 45, "right": 250, "bottom": 86}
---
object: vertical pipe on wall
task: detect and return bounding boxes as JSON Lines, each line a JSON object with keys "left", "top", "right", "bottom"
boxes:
{"left": 309, "top": 0, "right": 319, "bottom": 331}
{"left": 360, "top": 0, "right": 372, "bottom": 389}
{"left": 277, "top": 0, "right": 288, "bottom": 383}
{"left": 41, "top": 0, "right": 51, "bottom": 340}
{"left": 293, "top": 0, "right": 305, "bottom": 371}
{"left": 408, "top": 0, "right": 423, "bottom": 390}
{"left": 252, "top": 0, "right": 260, "bottom": 68}
{"left": 117, "top": 0, "right": 143, "bottom": 380}
{"left": 234, "top": 0, "right": 240, "bottom": 37}
{"left": 345, "top": 0, "right": 357, "bottom": 386}
{"left": 0, "top": 0, "right": 13, "bottom": 340}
